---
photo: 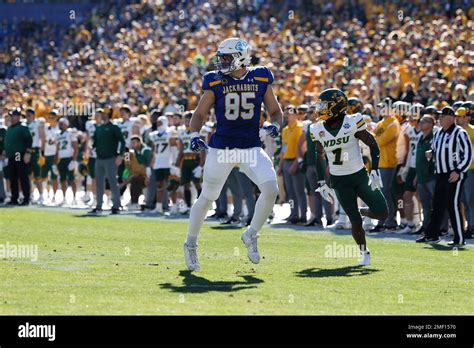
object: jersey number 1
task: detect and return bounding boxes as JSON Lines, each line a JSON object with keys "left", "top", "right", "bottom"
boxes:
{"left": 332, "top": 148, "right": 343, "bottom": 165}
{"left": 225, "top": 92, "right": 255, "bottom": 120}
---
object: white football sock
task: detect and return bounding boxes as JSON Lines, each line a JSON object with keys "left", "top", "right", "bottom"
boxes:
{"left": 186, "top": 195, "right": 213, "bottom": 247}
{"left": 249, "top": 180, "right": 279, "bottom": 234}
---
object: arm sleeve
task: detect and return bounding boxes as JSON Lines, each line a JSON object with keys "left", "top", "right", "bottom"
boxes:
{"left": 144, "top": 148, "right": 152, "bottom": 166}
{"left": 370, "top": 142, "right": 380, "bottom": 171}
{"left": 24, "top": 127, "right": 33, "bottom": 149}
{"left": 116, "top": 126, "right": 125, "bottom": 155}
{"left": 455, "top": 130, "right": 473, "bottom": 173}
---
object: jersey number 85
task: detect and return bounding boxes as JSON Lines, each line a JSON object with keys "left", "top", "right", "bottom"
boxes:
{"left": 225, "top": 92, "right": 255, "bottom": 120}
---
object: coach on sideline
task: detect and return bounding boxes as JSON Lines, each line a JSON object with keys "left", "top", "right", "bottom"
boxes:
{"left": 4, "top": 108, "right": 33, "bottom": 205}
{"left": 417, "top": 106, "right": 473, "bottom": 246}
{"left": 88, "top": 107, "right": 125, "bottom": 215}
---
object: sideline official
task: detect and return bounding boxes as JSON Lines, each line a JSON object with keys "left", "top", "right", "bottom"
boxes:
{"left": 88, "top": 107, "right": 125, "bottom": 215}
{"left": 417, "top": 106, "right": 473, "bottom": 246}
{"left": 4, "top": 108, "right": 33, "bottom": 205}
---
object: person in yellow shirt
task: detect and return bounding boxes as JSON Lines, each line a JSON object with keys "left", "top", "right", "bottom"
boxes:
{"left": 371, "top": 99, "right": 400, "bottom": 231}
{"left": 278, "top": 106, "right": 306, "bottom": 224}
{"left": 455, "top": 105, "right": 474, "bottom": 238}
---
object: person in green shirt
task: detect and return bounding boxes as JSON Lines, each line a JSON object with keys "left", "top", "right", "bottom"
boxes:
{"left": 4, "top": 108, "right": 33, "bottom": 205}
{"left": 0, "top": 122, "right": 7, "bottom": 203}
{"left": 123, "top": 135, "right": 151, "bottom": 210}
{"left": 88, "top": 107, "right": 125, "bottom": 215}
{"left": 414, "top": 115, "right": 437, "bottom": 235}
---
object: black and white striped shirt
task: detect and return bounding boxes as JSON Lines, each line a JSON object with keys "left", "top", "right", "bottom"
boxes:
{"left": 432, "top": 124, "right": 473, "bottom": 174}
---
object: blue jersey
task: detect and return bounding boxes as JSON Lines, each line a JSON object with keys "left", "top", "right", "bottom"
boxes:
{"left": 202, "top": 66, "right": 274, "bottom": 149}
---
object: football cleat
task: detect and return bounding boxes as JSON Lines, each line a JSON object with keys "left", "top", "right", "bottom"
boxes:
{"left": 241, "top": 230, "right": 260, "bottom": 264}
{"left": 335, "top": 213, "right": 351, "bottom": 230}
{"left": 358, "top": 250, "right": 371, "bottom": 266}
{"left": 183, "top": 243, "right": 200, "bottom": 272}
{"left": 151, "top": 204, "right": 163, "bottom": 214}
{"left": 395, "top": 224, "right": 416, "bottom": 234}
{"left": 169, "top": 204, "right": 179, "bottom": 215}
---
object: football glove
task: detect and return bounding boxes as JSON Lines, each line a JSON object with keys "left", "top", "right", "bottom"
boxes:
{"left": 190, "top": 132, "right": 208, "bottom": 152}
{"left": 192, "top": 165, "right": 203, "bottom": 179}
{"left": 369, "top": 169, "right": 383, "bottom": 190}
{"left": 52, "top": 164, "right": 59, "bottom": 176}
{"left": 316, "top": 180, "right": 336, "bottom": 204}
{"left": 398, "top": 166, "right": 409, "bottom": 182}
{"left": 170, "top": 165, "right": 180, "bottom": 177}
{"left": 68, "top": 160, "right": 77, "bottom": 172}
{"left": 262, "top": 122, "right": 280, "bottom": 138}
{"left": 146, "top": 167, "right": 152, "bottom": 179}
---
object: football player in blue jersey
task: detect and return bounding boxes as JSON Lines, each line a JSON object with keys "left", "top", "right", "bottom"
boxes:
{"left": 183, "top": 38, "right": 283, "bottom": 271}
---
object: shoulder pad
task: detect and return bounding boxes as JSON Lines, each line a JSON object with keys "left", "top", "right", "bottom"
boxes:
{"left": 350, "top": 113, "right": 366, "bottom": 131}
{"left": 250, "top": 66, "right": 274, "bottom": 84}
{"left": 309, "top": 122, "right": 321, "bottom": 142}
{"left": 202, "top": 71, "right": 223, "bottom": 90}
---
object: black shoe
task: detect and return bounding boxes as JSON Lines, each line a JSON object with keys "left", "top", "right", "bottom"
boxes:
{"left": 326, "top": 219, "right": 334, "bottom": 226}
{"left": 87, "top": 208, "right": 102, "bottom": 215}
{"left": 465, "top": 229, "right": 473, "bottom": 239}
{"left": 288, "top": 217, "right": 299, "bottom": 224}
{"left": 7, "top": 200, "right": 19, "bottom": 206}
{"left": 304, "top": 217, "right": 322, "bottom": 227}
{"left": 19, "top": 201, "right": 30, "bottom": 206}
{"left": 447, "top": 240, "right": 466, "bottom": 247}
{"left": 209, "top": 212, "right": 227, "bottom": 220}
{"left": 440, "top": 229, "right": 449, "bottom": 236}
{"left": 411, "top": 227, "right": 425, "bottom": 235}
{"left": 416, "top": 236, "right": 440, "bottom": 244}
{"left": 298, "top": 217, "right": 308, "bottom": 225}
{"left": 244, "top": 218, "right": 251, "bottom": 226}
{"left": 221, "top": 217, "right": 241, "bottom": 226}
{"left": 369, "top": 225, "right": 385, "bottom": 233}
{"left": 384, "top": 224, "right": 399, "bottom": 232}
{"left": 110, "top": 208, "right": 120, "bottom": 215}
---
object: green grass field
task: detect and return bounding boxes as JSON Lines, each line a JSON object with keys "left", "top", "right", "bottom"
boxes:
{"left": 0, "top": 207, "right": 473, "bottom": 315}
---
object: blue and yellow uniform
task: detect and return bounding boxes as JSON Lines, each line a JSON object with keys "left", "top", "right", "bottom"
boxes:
{"left": 202, "top": 66, "right": 274, "bottom": 149}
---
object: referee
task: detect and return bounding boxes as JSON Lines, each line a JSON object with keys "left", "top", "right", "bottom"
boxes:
{"left": 417, "top": 106, "right": 473, "bottom": 246}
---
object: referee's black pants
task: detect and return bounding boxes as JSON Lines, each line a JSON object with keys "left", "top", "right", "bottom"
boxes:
{"left": 8, "top": 155, "right": 31, "bottom": 204}
{"left": 426, "top": 172, "right": 466, "bottom": 243}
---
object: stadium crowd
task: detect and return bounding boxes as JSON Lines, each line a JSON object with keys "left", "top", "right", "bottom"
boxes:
{"left": 0, "top": 0, "right": 473, "bottom": 240}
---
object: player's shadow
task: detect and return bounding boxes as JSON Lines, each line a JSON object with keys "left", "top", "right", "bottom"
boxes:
{"left": 210, "top": 225, "right": 244, "bottom": 230}
{"left": 295, "top": 266, "right": 379, "bottom": 278}
{"left": 159, "top": 270, "right": 264, "bottom": 293}
{"left": 74, "top": 214, "right": 107, "bottom": 218}
{"left": 423, "top": 243, "right": 468, "bottom": 251}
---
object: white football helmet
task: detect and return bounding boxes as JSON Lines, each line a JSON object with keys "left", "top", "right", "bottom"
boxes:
{"left": 157, "top": 115, "right": 168, "bottom": 132}
{"left": 215, "top": 38, "right": 252, "bottom": 74}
